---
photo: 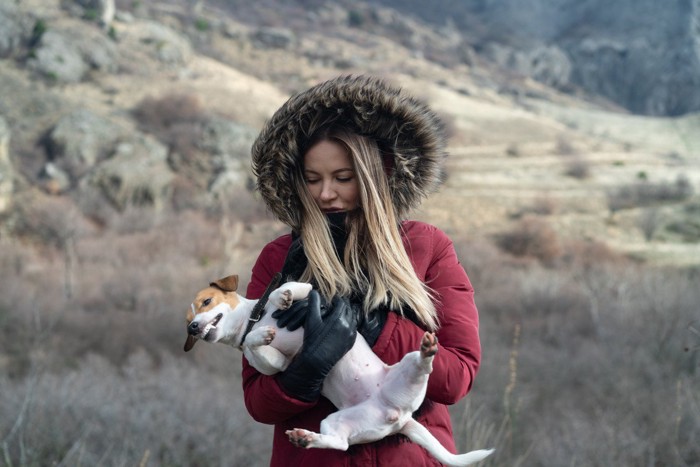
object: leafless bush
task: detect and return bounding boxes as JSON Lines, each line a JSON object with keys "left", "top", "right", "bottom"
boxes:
{"left": 505, "top": 143, "right": 520, "bottom": 157}
{"left": 563, "top": 156, "right": 591, "bottom": 179}
{"left": 554, "top": 135, "right": 578, "bottom": 156}
{"left": 607, "top": 174, "right": 695, "bottom": 213}
{"left": 638, "top": 207, "right": 662, "bottom": 241}
{"left": 3, "top": 206, "right": 699, "bottom": 467}
{"left": 132, "top": 93, "right": 211, "bottom": 178}
{"left": 511, "top": 195, "right": 557, "bottom": 219}
{"left": 0, "top": 352, "right": 272, "bottom": 466}
{"left": 133, "top": 93, "right": 206, "bottom": 136}
{"left": 453, "top": 236, "right": 699, "bottom": 466}
{"left": 494, "top": 216, "right": 561, "bottom": 264}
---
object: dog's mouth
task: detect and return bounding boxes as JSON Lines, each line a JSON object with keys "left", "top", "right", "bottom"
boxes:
{"left": 184, "top": 313, "right": 223, "bottom": 352}
{"left": 202, "top": 313, "right": 223, "bottom": 340}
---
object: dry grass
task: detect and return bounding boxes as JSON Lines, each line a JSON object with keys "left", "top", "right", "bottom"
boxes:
{"left": 1, "top": 204, "right": 699, "bottom": 466}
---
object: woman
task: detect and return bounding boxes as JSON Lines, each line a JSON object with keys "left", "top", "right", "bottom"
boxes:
{"left": 245, "top": 75, "right": 481, "bottom": 466}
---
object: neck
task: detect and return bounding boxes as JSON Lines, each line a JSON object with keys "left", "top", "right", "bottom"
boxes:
{"left": 326, "top": 211, "right": 348, "bottom": 259}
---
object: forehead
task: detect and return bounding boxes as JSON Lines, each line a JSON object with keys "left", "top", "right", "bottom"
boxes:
{"left": 303, "top": 139, "right": 353, "bottom": 172}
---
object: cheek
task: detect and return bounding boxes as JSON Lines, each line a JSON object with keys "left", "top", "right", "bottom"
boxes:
{"left": 344, "top": 182, "right": 360, "bottom": 205}
{"left": 306, "top": 184, "right": 322, "bottom": 204}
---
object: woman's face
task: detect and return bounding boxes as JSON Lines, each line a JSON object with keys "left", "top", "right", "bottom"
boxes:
{"left": 303, "top": 139, "right": 360, "bottom": 213}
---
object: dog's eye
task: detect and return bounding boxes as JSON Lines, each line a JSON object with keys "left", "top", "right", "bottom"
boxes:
{"left": 203, "top": 298, "right": 212, "bottom": 307}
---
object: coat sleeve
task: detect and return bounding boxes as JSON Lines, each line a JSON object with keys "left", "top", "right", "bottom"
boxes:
{"left": 242, "top": 236, "right": 318, "bottom": 424}
{"left": 423, "top": 226, "right": 481, "bottom": 403}
{"left": 373, "top": 224, "right": 481, "bottom": 405}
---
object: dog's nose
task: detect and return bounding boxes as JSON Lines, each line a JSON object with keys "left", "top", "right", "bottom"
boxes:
{"left": 187, "top": 321, "right": 199, "bottom": 335}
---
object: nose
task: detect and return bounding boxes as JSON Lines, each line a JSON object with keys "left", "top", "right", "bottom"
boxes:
{"left": 187, "top": 321, "right": 199, "bottom": 335}
{"left": 319, "top": 181, "right": 336, "bottom": 201}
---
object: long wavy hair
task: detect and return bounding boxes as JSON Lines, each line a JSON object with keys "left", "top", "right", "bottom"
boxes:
{"left": 293, "top": 127, "right": 438, "bottom": 331}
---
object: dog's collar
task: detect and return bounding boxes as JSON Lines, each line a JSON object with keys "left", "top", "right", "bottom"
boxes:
{"left": 239, "top": 272, "right": 282, "bottom": 348}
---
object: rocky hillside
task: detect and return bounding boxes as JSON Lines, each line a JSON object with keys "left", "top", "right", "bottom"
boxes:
{"left": 0, "top": 0, "right": 699, "bottom": 266}
{"left": 378, "top": 0, "right": 700, "bottom": 117}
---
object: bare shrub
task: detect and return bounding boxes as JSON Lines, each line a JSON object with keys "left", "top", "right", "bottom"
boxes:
{"left": 505, "top": 143, "right": 520, "bottom": 157}
{"left": 638, "top": 207, "right": 662, "bottom": 241}
{"left": 554, "top": 135, "right": 577, "bottom": 156}
{"left": 0, "top": 352, "right": 273, "bottom": 466}
{"left": 132, "top": 92, "right": 206, "bottom": 136}
{"left": 607, "top": 174, "right": 695, "bottom": 213}
{"left": 494, "top": 216, "right": 561, "bottom": 264}
{"left": 3, "top": 224, "right": 700, "bottom": 466}
{"left": 453, "top": 235, "right": 699, "bottom": 466}
{"left": 9, "top": 192, "right": 93, "bottom": 248}
{"left": 132, "top": 93, "right": 212, "bottom": 187}
{"left": 511, "top": 195, "right": 557, "bottom": 219}
{"left": 563, "top": 156, "right": 591, "bottom": 179}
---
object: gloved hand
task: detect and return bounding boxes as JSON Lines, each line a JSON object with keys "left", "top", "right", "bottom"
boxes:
{"left": 274, "top": 295, "right": 387, "bottom": 348}
{"left": 276, "top": 290, "right": 359, "bottom": 402}
{"left": 272, "top": 295, "right": 313, "bottom": 331}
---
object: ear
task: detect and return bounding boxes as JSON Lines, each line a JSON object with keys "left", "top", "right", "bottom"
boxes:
{"left": 211, "top": 275, "right": 239, "bottom": 292}
{"left": 184, "top": 335, "right": 197, "bottom": 352}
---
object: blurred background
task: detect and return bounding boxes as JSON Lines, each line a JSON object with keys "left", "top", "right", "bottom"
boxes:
{"left": 1, "top": 0, "right": 698, "bottom": 465}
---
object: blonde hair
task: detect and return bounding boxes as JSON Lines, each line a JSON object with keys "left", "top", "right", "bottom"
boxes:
{"left": 294, "top": 128, "right": 438, "bottom": 330}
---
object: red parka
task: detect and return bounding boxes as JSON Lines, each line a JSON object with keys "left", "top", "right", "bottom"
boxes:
{"left": 244, "top": 220, "right": 481, "bottom": 466}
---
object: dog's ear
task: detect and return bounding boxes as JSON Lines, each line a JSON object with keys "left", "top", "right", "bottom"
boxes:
{"left": 211, "top": 275, "right": 239, "bottom": 292}
{"left": 184, "top": 335, "right": 197, "bottom": 352}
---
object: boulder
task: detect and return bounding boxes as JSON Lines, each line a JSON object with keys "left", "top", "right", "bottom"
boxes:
{"left": 0, "top": 0, "right": 29, "bottom": 58}
{"left": 135, "top": 21, "right": 193, "bottom": 64}
{"left": 69, "top": 0, "right": 116, "bottom": 27}
{"left": 27, "top": 24, "right": 118, "bottom": 83}
{"left": 46, "top": 109, "right": 123, "bottom": 181}
{"left": 80, "top": 134, "right": 174, "bottom": 211}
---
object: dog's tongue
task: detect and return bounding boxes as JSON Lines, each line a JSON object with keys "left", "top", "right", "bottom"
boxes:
{"left": 184, "top": 335, "right": 197, "bottom": 352}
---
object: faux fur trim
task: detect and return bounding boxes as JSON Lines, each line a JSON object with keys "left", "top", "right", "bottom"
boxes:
{"left": 251, "top": 75, "right": 447, "bottom": 229}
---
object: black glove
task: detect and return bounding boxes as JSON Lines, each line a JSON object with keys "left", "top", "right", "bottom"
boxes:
{"left": 274, "top": 297, "right": 388, "bottom": 347}
{"left": 272, "top": 296, "right": 312, "bottom": 331}
{"left": 276, "top": 290, "right": 358, "bottom": 402}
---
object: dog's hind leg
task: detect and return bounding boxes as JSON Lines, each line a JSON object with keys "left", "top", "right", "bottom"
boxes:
{"left": 286, "top": 425, "right": 350, "bottom": 451}
{"left": 378, "top": 332, "right": 437, "bottom": 413}
{"left": 401, "top": 419, "right": 494, "bottom": 466}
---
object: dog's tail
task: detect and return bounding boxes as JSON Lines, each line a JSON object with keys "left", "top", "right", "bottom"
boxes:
{"left": 401, "top": 419, "right": 494, "bottom": 466}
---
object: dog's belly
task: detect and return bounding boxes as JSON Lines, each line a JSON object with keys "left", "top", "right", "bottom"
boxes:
{"left": 322, "top": 335, "right": 389, "bottom": 409}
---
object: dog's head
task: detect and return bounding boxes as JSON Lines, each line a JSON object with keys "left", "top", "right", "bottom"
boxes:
{"left": 184, "top": 275, "right": 242, "bottom": 352}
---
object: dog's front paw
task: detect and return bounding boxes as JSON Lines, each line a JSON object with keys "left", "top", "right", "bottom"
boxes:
{"left": 286, "top": 428, "right": 316, "bottom": 448}
{"left": 262, "top": 326, "right": 276, "bottom": 344}
{"left": 270, "top": 289, "right": 294, "bottom": 310}
{"left": 420, "top": 332, "right": 438, "bottom": 358}
{"left": 246, "top": 326, "right": 276, "bottom": 346}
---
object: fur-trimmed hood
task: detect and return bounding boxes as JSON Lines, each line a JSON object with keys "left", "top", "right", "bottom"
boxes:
{"left": 251, "top": 75, "right": 447, "bottom": 230}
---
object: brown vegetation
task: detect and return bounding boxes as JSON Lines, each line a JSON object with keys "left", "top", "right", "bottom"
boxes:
{"left": 1, "top": 196, "right": 698, "bottom": 466}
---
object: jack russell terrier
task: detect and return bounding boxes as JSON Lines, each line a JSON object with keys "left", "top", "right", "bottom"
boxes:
{"left": 184, "top": 274, "right": 494, "bottom": 466}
